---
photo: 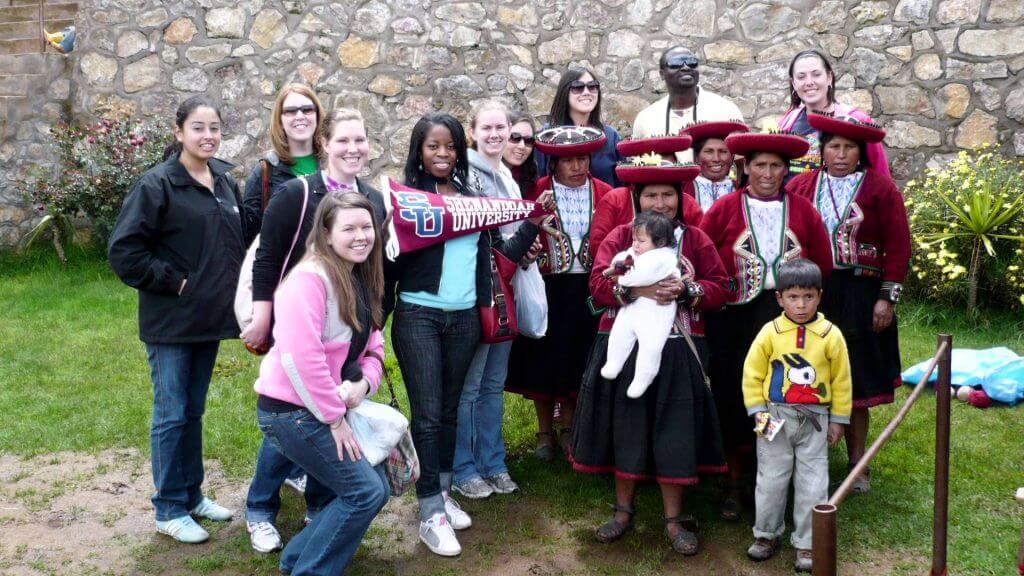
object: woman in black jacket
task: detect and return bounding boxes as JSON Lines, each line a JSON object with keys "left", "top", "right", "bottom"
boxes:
{"left": 386, "top": 112, "right": 551, "bottom": 557}
{"left": 108, "top": 96, "right": 245, "bottom": 544}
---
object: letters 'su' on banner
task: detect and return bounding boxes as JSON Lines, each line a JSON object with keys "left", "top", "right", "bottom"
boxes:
{"left": 381, "top": 177, "right": 546, "bottom": 260}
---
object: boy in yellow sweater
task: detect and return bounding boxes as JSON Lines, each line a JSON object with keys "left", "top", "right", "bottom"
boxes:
{"left": 742, "top": 259, "right": 851, "bottom": 573}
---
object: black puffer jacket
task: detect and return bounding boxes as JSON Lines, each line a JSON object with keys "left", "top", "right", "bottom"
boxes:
{"left": 108, "top": 154, "right": 247, "bottom": 343}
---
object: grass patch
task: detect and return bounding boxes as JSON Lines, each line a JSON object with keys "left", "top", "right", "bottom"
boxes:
{"left": 2, "top": 248, "right": 1022, "bottom": 574}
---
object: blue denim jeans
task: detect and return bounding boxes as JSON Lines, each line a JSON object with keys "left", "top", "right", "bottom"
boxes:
{"left": 454, "top": 341, "right": 512, "bottom": 484}
{"left": 257, "top": 407, "right": 389, "bottom": 576}
{"left": 145, "top": 341, "right": 220, "bottom": 521}
{"left": 245, "top": 437, "right": 334, "bottom": 523}
{"left": 391, "top": 301, "right": 480, "bottom": 514}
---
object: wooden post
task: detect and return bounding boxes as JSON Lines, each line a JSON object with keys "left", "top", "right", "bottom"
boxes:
{"left": 812, "top": 504, "right": 837, "bottom": 576}
{"left": 930, "top": 334, "right": 953, "bottom": 576}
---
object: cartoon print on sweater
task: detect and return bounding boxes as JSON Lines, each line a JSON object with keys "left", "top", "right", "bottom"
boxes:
{"left": 769, "top": 353, "right": 826, "bottom": 405}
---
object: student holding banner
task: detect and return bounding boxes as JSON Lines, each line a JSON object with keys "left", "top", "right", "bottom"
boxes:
{"left": 385, "top": 112, "right": 554, "bottom": 557}
{"left": 505, "top": 126, "right": 613, "bottom": 461}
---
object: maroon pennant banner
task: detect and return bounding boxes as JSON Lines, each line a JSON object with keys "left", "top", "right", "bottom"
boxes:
{"left": 382, "top": 177, "right": 548, "bottom": 259}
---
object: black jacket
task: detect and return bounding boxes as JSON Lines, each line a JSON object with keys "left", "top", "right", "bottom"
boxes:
{"left": 253, "top": 173, "right": 385, "bottom": 301}
{"left": 383, "top": 175, "right": 539, "bottom": 316}
{"left": 108, "top": 155, "right": 247, "bottom": 343}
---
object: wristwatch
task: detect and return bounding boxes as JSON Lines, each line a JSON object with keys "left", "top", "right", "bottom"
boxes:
{"left": 879, "top": 281, "right": 903, "bottom": 303}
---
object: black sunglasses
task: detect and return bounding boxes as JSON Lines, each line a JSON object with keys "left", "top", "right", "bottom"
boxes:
{"left": 664, "top": 55, "right": 700, "bottom": 70}
{"left": 508, "top": 133, "right": 535, "bottom": 145}
{"left": 281, "top": 105, "right": 317, "bottom": 117}
{"left": 568, "top": 80, "right": 601, "bottom": 94}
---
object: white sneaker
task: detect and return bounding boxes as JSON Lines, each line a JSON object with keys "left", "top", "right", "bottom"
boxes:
{"left": 190, "top": 497, "right": 233, "bottom": 521}
{"left": 284, "top": 474, "right": 307, "bottom": 494}
{"left": 247, "top": 521, "right": 283, "bottom": 553}
{"left": 419, "top": 513, "right": 461, "bottom": 557}
{"left": 443, "top": 492, "right": 472, "bottom": 530}
{"left": 156, "top": 515, "right": 209, "bottom": 544}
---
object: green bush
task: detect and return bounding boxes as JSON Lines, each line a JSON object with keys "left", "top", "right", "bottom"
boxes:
{"left": 906, "top": 147, "right": 1024, "bottom": 311}
{"left": 21, "top": 117, "right": 170, "bottom": 254}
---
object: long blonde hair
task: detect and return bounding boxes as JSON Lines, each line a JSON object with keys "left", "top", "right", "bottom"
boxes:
{"left": 270, "top": 83, "right": 325, "bottom": 166}
{"left": 304, "top": 192, "right": 384, "bottom": 331}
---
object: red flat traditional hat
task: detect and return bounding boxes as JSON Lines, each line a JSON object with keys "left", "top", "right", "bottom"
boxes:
{"left": 616, "top": 155, "right": 701, "bottom": 185}
{"left": 724, "top": 131, "right": 809, "bottom": 160}
{"left": 534, "top": 125, "right": 606, "bottom": 156}
{"left": 617, "top": 135, "right": 692, "bottom": 157}
{"left": 681, "top": 120, "right": 750, "bottom": 143}
{"left": 807, "top": 111, "right": 886, "bottom": 143}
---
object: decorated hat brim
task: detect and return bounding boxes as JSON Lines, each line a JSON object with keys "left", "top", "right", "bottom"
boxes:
{"left": 534, "top": 134, "right": 607, "bottom": 156}
{"left": 616, "top": 164, "right": 701, "bottom": 185}
{"left": 617, "top": 135, "right": 693, "bottom": 157}
{"left": 682, "top": 121, "right": 750, "bottom": 144}
{"left": 807, "top": 113, "right": 886, "bottom": 143}
{"left": 724, "top": 133, "right": 810, "bottom": 160}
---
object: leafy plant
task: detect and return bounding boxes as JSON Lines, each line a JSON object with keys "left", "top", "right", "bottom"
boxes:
{"left": 21, "top": 117, "right": 169, "bottom": 260}
{"left": 906, "top": 147, "right": 1024, "bottom": 312}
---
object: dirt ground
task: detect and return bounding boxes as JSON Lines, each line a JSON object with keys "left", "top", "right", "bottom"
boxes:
{"left": 0, "top": 449, "right": 915, "bottom": 576}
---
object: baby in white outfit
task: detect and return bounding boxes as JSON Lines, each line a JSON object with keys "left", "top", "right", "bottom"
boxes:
{"left": 601, "top": 211, "right": 681, "bottom": 398}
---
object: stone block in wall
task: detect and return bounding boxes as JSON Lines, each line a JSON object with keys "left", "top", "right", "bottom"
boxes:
{"left": 123, "top": 54, "right": 162, "bottom": 93}
{"left": 738, "top": 3, "right": 800, "bottom": 42}
{"left": 955, "top": 109, "right": 998, "bottom": 148}
{"left": 886, "top": 45, "right": 914, "bottom": 62}
{"left": 820, "top": 34, "right": 849, "bottom": 58}
{"left": 164, "top": 18, "right": 197, "bottom": 45}
{"left": 945, "top": 58, "right": 1007, "bottom": 79}
{"left": 172, "top": 67, "right": 209, "bottom": 92}
{"left": 1006, "top": 86, "right": 1024, "bottom": 122}
{"left": 1014, "top": 132, "right": 1024, "bottom": 156}
{"left": 538, "top": 30, "right": 587, "bottom": 65}
{"left": 957, "top": 28, "right": 1024, "bottom": 57}
{"left": 878, "top": 85, "right": 935, "bottom": 117}
{"left": 988, "top": 0, "right": 1024, "bottom": 22}
{"left": 664, "top": 0, "right": 715, "bottom": 38}
{"left": 79, "top": 53, "right": 117, "bottom": 88}
{"left": 886, "top": 120, "right": 942, "bottom": 148}
{"left": 809, "top": 0, "right": 849, "bottom": 30}
{"left": 205, "top": 8, "right": 246, "bottom": 39}
{"left": 757, "top": 38, "right": 815, "bottom": 64}
{"left": 337, "top": 37, "right": 379, "bottom": 69}
{"left": 936, "top": 0, "right": 981, "bottom": 24}
{"left": 185, "top": 44, "right": 231, "bottom": 65}
{"left": 936, "top": 83, "right": 970, "bottom": 118}
{"left": 855, "top": 25, "right": 910, "bottom": 45}
{"left": 353, "top": 1, "right": 391, "bottom": 36}
{"left": 116, "top": 31, "right": 148, "bottom": 58}
{"left": 250, "top": 9, "right": 288, "bottom": 49}
{"left": 703, "top": 41, "right": 753, "bottom": 65}
{"left": 850, "top": 1, "right": 891, "bottom": 24}
{"left": 137, "top": 8, "right": 168, "bottom": 29}
{"left": 434, "top": 3, "right": 486, "bottom": 26}
{"left": 911, "top": 30, "right": 935, "bottom": 50}
{"left": 570, "top": 0, "right": 616, "bottom": 29}
{"left": 972, "top": 82, "right": 1001, "bottom": 111}
{"left": 913, "top": 54, "right": 942, "bottom": 80}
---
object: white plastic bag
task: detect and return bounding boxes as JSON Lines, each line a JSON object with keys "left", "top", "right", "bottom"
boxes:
{"left": 345, "top": 399, "right": 410, "bottom": 466}
{"left": 512, "top": 262, "right": 547, "bottom": 338}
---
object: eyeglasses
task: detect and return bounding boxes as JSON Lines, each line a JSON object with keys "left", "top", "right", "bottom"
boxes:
{"left": 508, "top": 133, "right": 535, "bottom": 145}
{"left": 664, "top": 55, "right": 700, "bottom": 70}
{"left": 569, "top": 80, "right": 601, "bottom": 94}
{"left": 282, "top": 105, "right": 317, "bottom": 117}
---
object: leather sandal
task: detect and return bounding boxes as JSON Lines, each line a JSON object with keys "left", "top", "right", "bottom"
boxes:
{"left": 534, "top": 431, "right": 557, "bottom": 461}
{"left": 558, "top": 427, "right": 573, "bottom": 457}
{"left": 664, "top": 515, "right": 700, "bottom": 556}
{"left": 595, "top": 503, "right": 635, "bottom": 543}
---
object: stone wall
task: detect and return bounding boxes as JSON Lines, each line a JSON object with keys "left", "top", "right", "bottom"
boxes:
{"left": 2, "top": 0, "right": 1024, "bottom": 246}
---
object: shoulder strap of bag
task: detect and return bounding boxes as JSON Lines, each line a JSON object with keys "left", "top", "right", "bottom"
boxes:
{"left": 261, "top": 159, "right": 271, "bottom": 214}
{"left": 363, "top": 349, "right": 399, "bottom": 410}
{"left": 682, "top": 330, "right": 712, "bottom": 390}
{"left": 278, "top": 177, "right": 309, "bottom": 284}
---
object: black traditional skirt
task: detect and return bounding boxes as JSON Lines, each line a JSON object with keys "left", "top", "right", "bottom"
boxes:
{"left": 705, "top": 291, "right": 781, "bottom": 453}
{"left": 505, "top": 273, "right": 599, "bottom": 402}
{"left": 572, "top": 333, "right": 727, "bottom": 484}
{"left": 821, "top": 269, "right": 902, "bottom": 408}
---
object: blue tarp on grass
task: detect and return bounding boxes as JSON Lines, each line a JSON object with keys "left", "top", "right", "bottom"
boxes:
{"left": 901, "top": 347, "right": 1024, "bottom": 405}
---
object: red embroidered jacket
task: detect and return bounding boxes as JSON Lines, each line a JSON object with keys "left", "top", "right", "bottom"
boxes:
{"left": 589, "top": 186, "right": 704, "bottom": 260}
{"left": 528, "top": 175, "right": 613, "bottom": 275}
{"left": 701, "top": 189, "right": 834, "bottom": 305}
{"left": 787, "top": 168, "right": 911, "bottom": 284}
{"left": 590, "top": 223, "right": 729, "bottom": 336}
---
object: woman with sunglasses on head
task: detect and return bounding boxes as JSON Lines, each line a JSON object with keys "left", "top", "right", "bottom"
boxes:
{"left": 536, "top": 67, "right": 622, "bottom": 187}
{"left": 239, "top": 84, "right": 328, "bottom": 553}
{"left": 505, "top": 126, "right": 613, "bottom": 461}
{"left": 633, "top": 46, "right": 745, "bottom": 163}
{"left": 386, "top": 112, "right": 552, "bottom": 557}
{"left": 700, "top": 132, "right": 833, "bottom": 525}
{"left": 779, "top": 49, "right": 890, "bottom": 179}
{"left": 787, "top": 113, "right": 910, "bottom": 494}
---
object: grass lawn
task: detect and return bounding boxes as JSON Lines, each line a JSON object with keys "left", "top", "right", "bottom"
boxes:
{"left": 1, "top": 248, "right": 1022, "bottom": 575}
